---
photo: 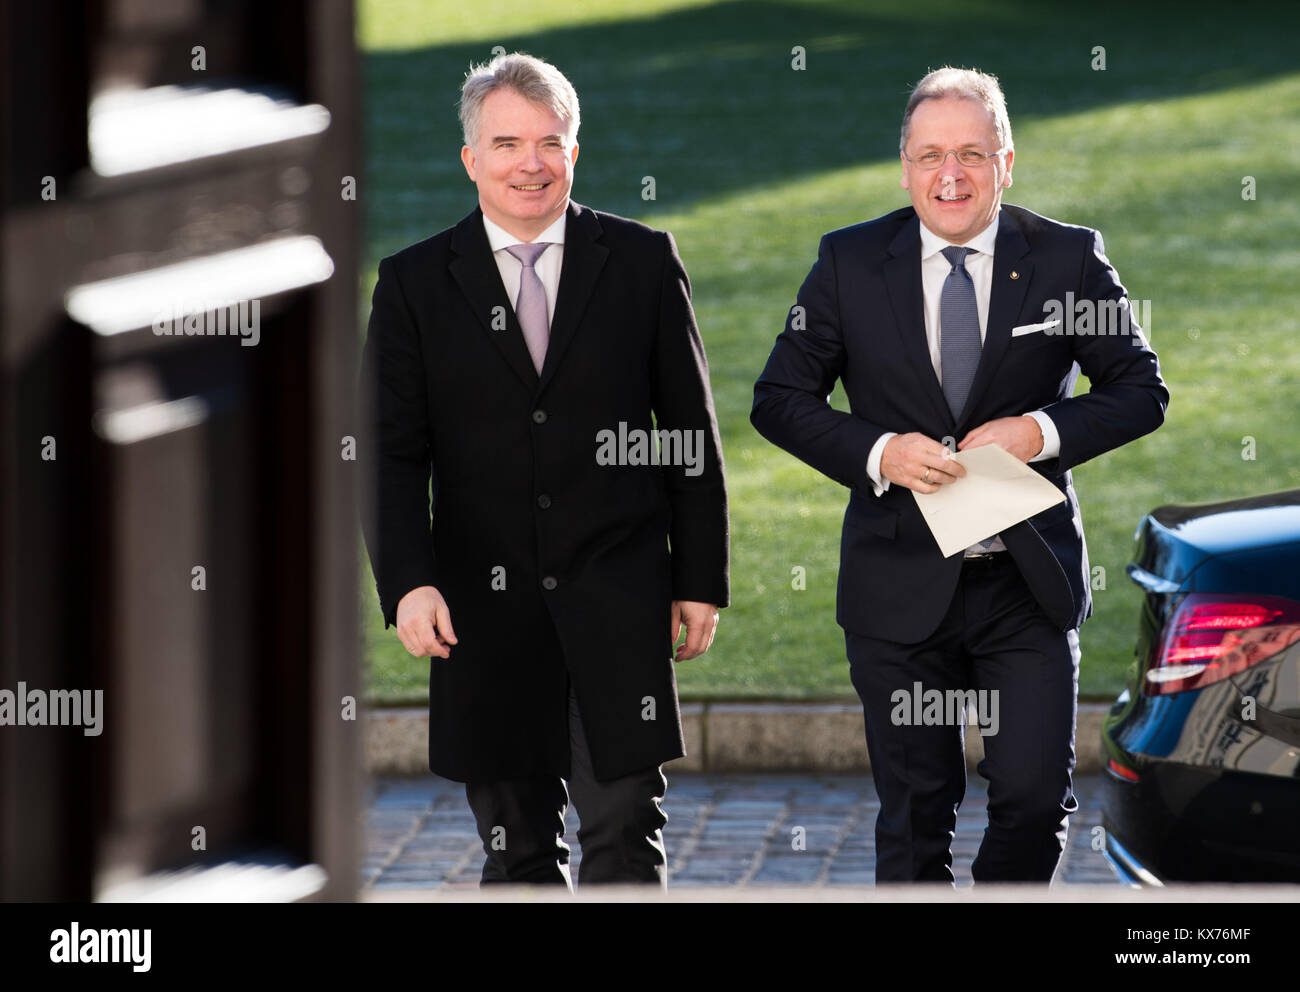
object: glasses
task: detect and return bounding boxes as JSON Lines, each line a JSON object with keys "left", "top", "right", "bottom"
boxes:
{"left": 903, "top": 147, "right": 1008, "bottom": 170}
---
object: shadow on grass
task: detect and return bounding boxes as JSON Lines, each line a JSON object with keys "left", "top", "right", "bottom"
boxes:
{"left": 358, "top": 0, "right": 1300, "bottom": 701}
{"left": 363, "top": 0, "right": 1300, "bottom": 254}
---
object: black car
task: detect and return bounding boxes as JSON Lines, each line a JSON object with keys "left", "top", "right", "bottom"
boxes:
{"left": 1101, "top": 488, "right": 1300, "bottom": 885}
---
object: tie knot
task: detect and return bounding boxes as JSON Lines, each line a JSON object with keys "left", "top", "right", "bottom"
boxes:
{"left": 506, "top": 242, "right": 550, "bottom": 267}
{"left": 941, "top": 245, "right": 971, "bottom": 271}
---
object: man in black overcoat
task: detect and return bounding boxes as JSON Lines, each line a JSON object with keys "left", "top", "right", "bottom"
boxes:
{"left": 359, "top": 52, "right": 729, "bottom": 887}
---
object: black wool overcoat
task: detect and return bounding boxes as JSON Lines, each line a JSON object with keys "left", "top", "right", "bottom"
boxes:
{"left": 359, "top": 201, "right": 730, "bottom": 782}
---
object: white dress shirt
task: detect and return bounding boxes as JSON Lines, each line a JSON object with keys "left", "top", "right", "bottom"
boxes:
{"left": 482, "top": 211, "right": 567, "bottom": 325}
{"left": 865, "top": 209, "right": 1061, "bottom": 554}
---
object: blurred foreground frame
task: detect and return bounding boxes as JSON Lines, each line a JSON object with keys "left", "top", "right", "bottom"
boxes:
{"left": 1, "top": 0, "right": 361, "bottom": 900}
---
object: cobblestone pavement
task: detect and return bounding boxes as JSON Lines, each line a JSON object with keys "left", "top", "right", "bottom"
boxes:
{"left": 364, "top": 773, "right": 1121, "bottom": 890}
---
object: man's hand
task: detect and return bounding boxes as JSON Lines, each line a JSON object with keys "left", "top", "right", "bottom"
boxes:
{"left": 959, "top": 415, "right": 1044, "bottom": 463}
{"left": 880, "top": 433, "right": 966, "bottom": 494}
{"left": 395, "top": 585, "right": 458, "bottom": 659}
{"left": 671, "top": 600, "right": 719, "bottom": 662}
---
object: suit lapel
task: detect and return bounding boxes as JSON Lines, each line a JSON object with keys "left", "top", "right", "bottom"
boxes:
{"left": 957, "top": 209, "right": 1032, "bottom": 429}
{"left": 538, "top": 201, "right": 608, "bottom": 394}
{"left": 448, "top": 207, "right": 539, "bottom": 391}
{"left": 884, "top": 215, "right": 952, "bottom": 430}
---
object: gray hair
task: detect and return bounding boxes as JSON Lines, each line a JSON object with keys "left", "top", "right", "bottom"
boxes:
{"left": 900, "top": 67, "right": 1013, "bottom": 155}
{"left": 459, "top": 52, "right": 580, "bottom": 147}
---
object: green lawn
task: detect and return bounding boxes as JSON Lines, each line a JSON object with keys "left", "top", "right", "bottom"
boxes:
{"left": 357, "top": 0, "right": 1300, "bottom": 702}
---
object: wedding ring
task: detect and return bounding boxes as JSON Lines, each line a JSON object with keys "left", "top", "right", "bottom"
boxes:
{"left": 923, "top": 467, "right": 932, "bottom": 483}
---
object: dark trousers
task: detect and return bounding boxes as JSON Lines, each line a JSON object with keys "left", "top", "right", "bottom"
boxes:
{"left": 464, "top": 684, "right": 668, "bottom": 889}
{"left": 846, "top": 552, "right": 1080, "bottom": 883}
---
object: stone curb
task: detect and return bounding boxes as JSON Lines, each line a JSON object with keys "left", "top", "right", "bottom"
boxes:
{"left": 365, "top": 701, "right": 1110, "bottom": 776}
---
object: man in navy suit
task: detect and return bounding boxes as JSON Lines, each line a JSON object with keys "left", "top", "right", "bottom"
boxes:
{"left": 751, "top": 67, "right": 1168, "bottom": 882}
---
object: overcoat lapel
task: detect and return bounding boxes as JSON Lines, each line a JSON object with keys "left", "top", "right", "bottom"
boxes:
{"left": 538, "top": 201, "right": 608, "bottom": 394}
{"left": 448, "top": 207, "right": 539, "bottom": 391}
{"left": 447, "top": 202, "right": 610, "bottom": 396}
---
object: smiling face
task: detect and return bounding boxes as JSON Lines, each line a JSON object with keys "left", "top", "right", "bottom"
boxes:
{"left": 460, "top": 87, "right": 578, "bottom": 242}
{"left": 901, "top": 95, "right": 1013, "bottom": 245}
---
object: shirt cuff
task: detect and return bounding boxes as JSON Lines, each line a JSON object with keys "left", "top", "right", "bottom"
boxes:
{"left": 867, "top": 432, "right": 897, "bottom": 496}
{"left": 1025, "top": 410, "right": 1060, "bottom": 462}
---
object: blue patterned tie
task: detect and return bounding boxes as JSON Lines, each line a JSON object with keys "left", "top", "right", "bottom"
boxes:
{"left": 940, "top": 245, "right": 981, "bottom": 420}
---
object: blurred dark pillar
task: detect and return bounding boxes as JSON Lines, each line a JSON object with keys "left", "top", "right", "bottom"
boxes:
{"left": 1, "top": 0, "right": 361, "bottom": 900}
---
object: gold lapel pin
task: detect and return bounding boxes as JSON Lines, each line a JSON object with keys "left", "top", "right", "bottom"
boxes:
{"left": 1010, "top": 270, "right": 1020, "bottom": 280}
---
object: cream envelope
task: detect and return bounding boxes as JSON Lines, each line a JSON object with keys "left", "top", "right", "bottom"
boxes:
{"left": 912, "top": 443, "right": 1066, "bottom": 557}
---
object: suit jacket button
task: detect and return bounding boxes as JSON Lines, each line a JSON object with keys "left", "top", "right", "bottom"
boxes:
{"left": 542, "top": 576, "right": 558, "bottom": 590}
{"left": 537, "top": 494, "right": 551, "bottom": 509}
{"left": 532, "top": 409, "right": 547, "bottom": 424}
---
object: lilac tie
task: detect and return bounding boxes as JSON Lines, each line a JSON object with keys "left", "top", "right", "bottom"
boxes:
{"left": 506, "top": 242, "right": 552, "bottom": 373}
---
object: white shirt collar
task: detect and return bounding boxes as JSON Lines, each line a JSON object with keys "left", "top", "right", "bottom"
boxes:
{"left": 919, "top": 208, "right": 1000, "bottom": 261}
{"left": 482, "top": 210, "right": 568, "bottom": 252}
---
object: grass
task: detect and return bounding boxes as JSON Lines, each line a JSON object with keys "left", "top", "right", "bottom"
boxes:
{"left": 356, "top": 0, "right": 1300, "bottom": 702}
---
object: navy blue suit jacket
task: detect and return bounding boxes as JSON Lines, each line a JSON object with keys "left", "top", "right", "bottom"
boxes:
{"left": 751, "top": 204, "right": 1169, "bottom": 644}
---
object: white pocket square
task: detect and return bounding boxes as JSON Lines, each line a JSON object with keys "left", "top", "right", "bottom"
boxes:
{"left": 1010, "top": 319, "right": 1061, "bottom": 337}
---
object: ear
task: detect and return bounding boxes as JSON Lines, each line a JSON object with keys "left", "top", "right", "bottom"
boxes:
{"left": 899, "top": 151, "right": 910, "bottom": 191}
{"left": 460, "top": 144, "right": 477, "bottom": 182}
{"left": 570, "top": 141, "right": 579, "bottom": 168}
{"left": 1001, "top": 148, "right": 1014, "bottom": 188}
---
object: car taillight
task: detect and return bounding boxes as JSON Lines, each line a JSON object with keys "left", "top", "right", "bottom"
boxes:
{"left": 1144, "top": 593, "right": 1300, "bottom": 696}
{"left": 1107, "top": 758, "right": 1140, "bottom": 782}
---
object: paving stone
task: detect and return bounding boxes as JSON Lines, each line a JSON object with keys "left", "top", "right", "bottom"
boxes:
{"left": 827, "top": 872, "right": 877, "bottom": 885}
{"left": 363, "top": 772, "right": 1122, "bottom": 890}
